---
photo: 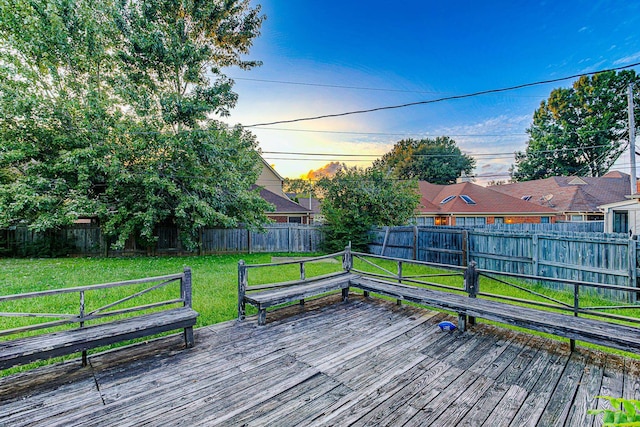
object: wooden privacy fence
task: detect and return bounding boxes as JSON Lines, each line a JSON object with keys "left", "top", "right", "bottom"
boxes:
{"left": 370, "top": 226, "right": 638, "bottom": 300}
{"left": 2, "top": 224, "right": 324, "bottom": 256}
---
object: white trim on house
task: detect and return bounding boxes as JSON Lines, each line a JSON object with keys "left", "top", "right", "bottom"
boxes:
{"left": 599, "top": 199, "right": 640, "bottom": 234}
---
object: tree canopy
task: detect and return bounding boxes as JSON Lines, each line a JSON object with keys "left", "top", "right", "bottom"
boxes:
{"left": 0, "top": 0, "right": 271, "bottom": 251}
{"left": 373, "top": 137, "right": 475, "bottom": 184}
{"left": 316, "top": 166, "right": 420, "bottom": 252}
{"left": 512, "top": 70, "right": 640, "bottom": 181}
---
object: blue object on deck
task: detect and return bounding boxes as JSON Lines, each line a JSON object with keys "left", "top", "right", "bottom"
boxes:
{"left": 438, "top": 321, "right": 457, "bottom": 331}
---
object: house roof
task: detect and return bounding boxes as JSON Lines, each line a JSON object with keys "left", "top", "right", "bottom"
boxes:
{"left": 295, "top": 197, "right": 322, "bottom": 214}
{"left": 417, "top": 181, "right": 556, "bottom": 215}
{"left": 255, "top": 186, "right": 310, "bottom": 214}
{"left": 489, "top": 172, "right": 632, "bottom": 213}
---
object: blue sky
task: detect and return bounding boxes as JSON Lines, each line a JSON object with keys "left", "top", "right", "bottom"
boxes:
{"left": 222, "top": 1, "right": 640, "bottom": 183}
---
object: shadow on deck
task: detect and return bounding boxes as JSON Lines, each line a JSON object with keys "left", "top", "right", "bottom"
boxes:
{"left": 1, "top": 294, "right": 639, "bottom": 426}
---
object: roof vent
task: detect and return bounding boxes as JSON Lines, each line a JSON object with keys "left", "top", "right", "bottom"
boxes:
{"left": 569, "top": 177, "right": 587, "bottom": 185}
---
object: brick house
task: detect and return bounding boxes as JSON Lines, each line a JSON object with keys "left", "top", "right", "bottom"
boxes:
{"left": 489, "top": 171, "right": 632, "bottom": 222}
{"left": 415, "top": 181, "right": 556, "bottom": 226}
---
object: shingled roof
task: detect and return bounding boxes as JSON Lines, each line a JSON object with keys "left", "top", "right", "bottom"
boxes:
{"left": 488, "top": 171, "right": 632, "bottom": 213}
{"left": 417, "top": 181, "right": 556, "bottom": 215}
{"left": 254, "top": 186, "right": 311, "bottom": 214}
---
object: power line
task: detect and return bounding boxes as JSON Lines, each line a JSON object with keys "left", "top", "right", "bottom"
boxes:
{"left": 229, "top": 77, "right": 444, "bottom": 94}
{"left": 250, "top": 126, "right": 528, "bottom": 137}
{"left": 244, "top": 62, "right": 640, "bottom": 127}
{"left": 230, "top": 77, "right": 556, "bottom": 99}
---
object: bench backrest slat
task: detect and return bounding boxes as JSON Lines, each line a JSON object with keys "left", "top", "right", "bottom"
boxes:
{"left": 0, "top": 273, "right": 184, "bottom": 302}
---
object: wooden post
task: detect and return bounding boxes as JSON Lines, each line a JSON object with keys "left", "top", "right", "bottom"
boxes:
{"left": 342, "top": 243, "right": 352, "bottom": 272}
{"left": 532, "top": 234, "right": 539, "bottom": 277}
{"left": 182, "top": 267, "right": 195, "bottom": 347}
{"left": 381, "top": 227, "right": 390, "bottom": 256}
{"left": 80, "top": 291, "right": 87, "bottom": 366}
{"left": 238, "top": 261, "right": 247, "bottom": 320}
{"left": 629, "top": 239, "right": 637, "bottom": 303}
{"left": 299, "top": 261, "right": 306, "bottom": 306}
{"left": 461, "top": 229, "right": 468, "bottom": 267}
{"left": 397, "top": 261, "right": 403, "bottom": 305}
{"left": 463, "top": 261, "right": 479, "bottom": 328}
{"left": 413, "top": 225, "right": 418, "bottom": 261}
{"left": 258, "top": 306, "right": 267, "bottom": 326}
{"left": 571, "top": 282, "right": 579, "bottom": 352}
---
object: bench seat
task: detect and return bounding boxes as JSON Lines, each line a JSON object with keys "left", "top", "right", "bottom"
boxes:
{"left": 0, "top": 307, "right": 198, "bottom": 370}
{"left": 350, "top": 276, "right": 640, "bottom": 354}
{"left": 243, "top": 272, "right": 357, "bottom": 325}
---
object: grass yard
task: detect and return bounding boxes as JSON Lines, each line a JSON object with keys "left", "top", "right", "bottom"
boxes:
{"left": 0, "top": 253, "right": 344, "bottom": 329}
{"left": 2, "top": 252, "right": 640, "bottom": 375}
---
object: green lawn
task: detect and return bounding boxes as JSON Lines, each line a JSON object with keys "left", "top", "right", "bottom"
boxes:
{"left": 2, "top": 253, "right": 639, "bottom": 376}
{"left": 0, "top": 253, "right": 344, "bottom": 329}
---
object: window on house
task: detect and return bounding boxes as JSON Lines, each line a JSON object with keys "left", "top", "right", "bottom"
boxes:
{"left": 459, "top": 195, "right": 476, "bottom": 205}
{"left": 521, "top": 195, "right": 532, "bottom": 201}
{"left": 440, "top": 195, "right": 455, "bottom": 204}
{"left": 613, "top": 211, "right": 629, "bottom": 234}
{"left": 288, "top": 216, "right": 302, "bottom": 224}
{"left": 570, "top": 215, "right": 584, "bottom": 222}
{"left": 540, "top": 217, "right": 550, "bottom": 223}
{"left": 415, "top": 217, "right": 435, "bottom": 226}
{"left": 457, "top": 217, "right": 486, "bottom": 226}
{"left": 494, "top": 217, "right": 504, "bottom": 224}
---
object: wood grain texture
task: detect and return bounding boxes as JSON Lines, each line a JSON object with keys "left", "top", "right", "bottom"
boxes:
{"left": 1, "top": 294, "right": 639, "bottom": 427}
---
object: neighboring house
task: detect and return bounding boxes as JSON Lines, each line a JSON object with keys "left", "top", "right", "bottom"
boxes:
{"left": 489, "top": 171, "right": 632, "bottom": 222}
{"left": 295, "top": 196, "right": 324, "bottom": 224}
{"left": 415, "top": 181, "right": 556, "bottom": 226}
{"left": 599, "top": 198, "right": 640, "bottom": 234}
{"left": 256, "top": 157, "right": 311, "bottom": 224}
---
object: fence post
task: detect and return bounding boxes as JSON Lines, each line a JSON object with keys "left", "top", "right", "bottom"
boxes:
{"left": 299, "top": 261, "right": 306, "bottom": 306}
{"left": 396, "top": 261, "right": 403, "bottom": 305}
{"left": 462, "top": 261, "right": 479, "bottom": 330}
{"left": 629, "top": 239, "right": 638, "bottom": 303}
{"left": 80, "top": 291, "right": 87, "bottom": 366}
{"left": 342, "top": 243, "right": 352, "bottom": 272}
{"left": 413, "top": 226, "right": 418, "bottom": 260}
{"left": 182, "top": 267, "right": 193, "bottom": 308}
{"left": 238, "top": 261, "right": 247, "bottom": 320}
{"left": 571, "top": 282, "right": 579, "bottom": 352}
{"left": 461, "top": 229, "right": 468, "bottom": 267}
{"left": 532, "top": 234, "right": 539, "bottom": 276}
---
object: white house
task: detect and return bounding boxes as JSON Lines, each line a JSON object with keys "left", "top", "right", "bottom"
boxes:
{"left": 599, "top": 196, "right": 640, "bottom": 235}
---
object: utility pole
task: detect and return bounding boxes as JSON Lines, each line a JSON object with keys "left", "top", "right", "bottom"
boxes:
{"left": 629, "top": 83, "right": 637, "bottom": 195}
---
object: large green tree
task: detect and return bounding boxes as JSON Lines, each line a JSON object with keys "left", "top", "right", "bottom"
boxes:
{"left": 373, "top": 137, "right": 475, "bottom": 184}
{"left": 317, "top": 166, "right": 420, "bottom": 252}
{"left": 513, "top": 70, "right": 640, "bottom": 181}
{"left": 0, "top": 0, "right": 271, "bottom": 251}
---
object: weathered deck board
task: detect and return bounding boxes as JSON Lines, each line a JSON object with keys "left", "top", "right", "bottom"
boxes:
{"left": 1, "top": 293, "right": 639, "bottom": 427}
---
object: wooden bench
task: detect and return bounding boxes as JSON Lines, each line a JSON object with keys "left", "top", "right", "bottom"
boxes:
{"left": 238, "top": 261, "right": 357, "bottom": 325}
{"left": 349, "top": 276, "right": 640, "bottom": 354}
{"left": 0, "top": 268, "right": 198, "bottom": 370}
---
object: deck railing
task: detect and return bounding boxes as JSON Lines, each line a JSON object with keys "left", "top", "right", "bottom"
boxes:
{"left": 0, "top": 269, "right": 192, "bottom": 339}
{"left": 347, "top": 247, "right": 640, "bottom": 350}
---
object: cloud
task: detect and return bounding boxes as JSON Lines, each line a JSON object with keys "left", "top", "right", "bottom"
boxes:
{"left": 613, "top": 51, "right": 640, "bottom": 65}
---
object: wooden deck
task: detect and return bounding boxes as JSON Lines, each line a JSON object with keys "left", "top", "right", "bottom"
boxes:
{"left": 1, "top": 294, "right": 639, "bottom": 426}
